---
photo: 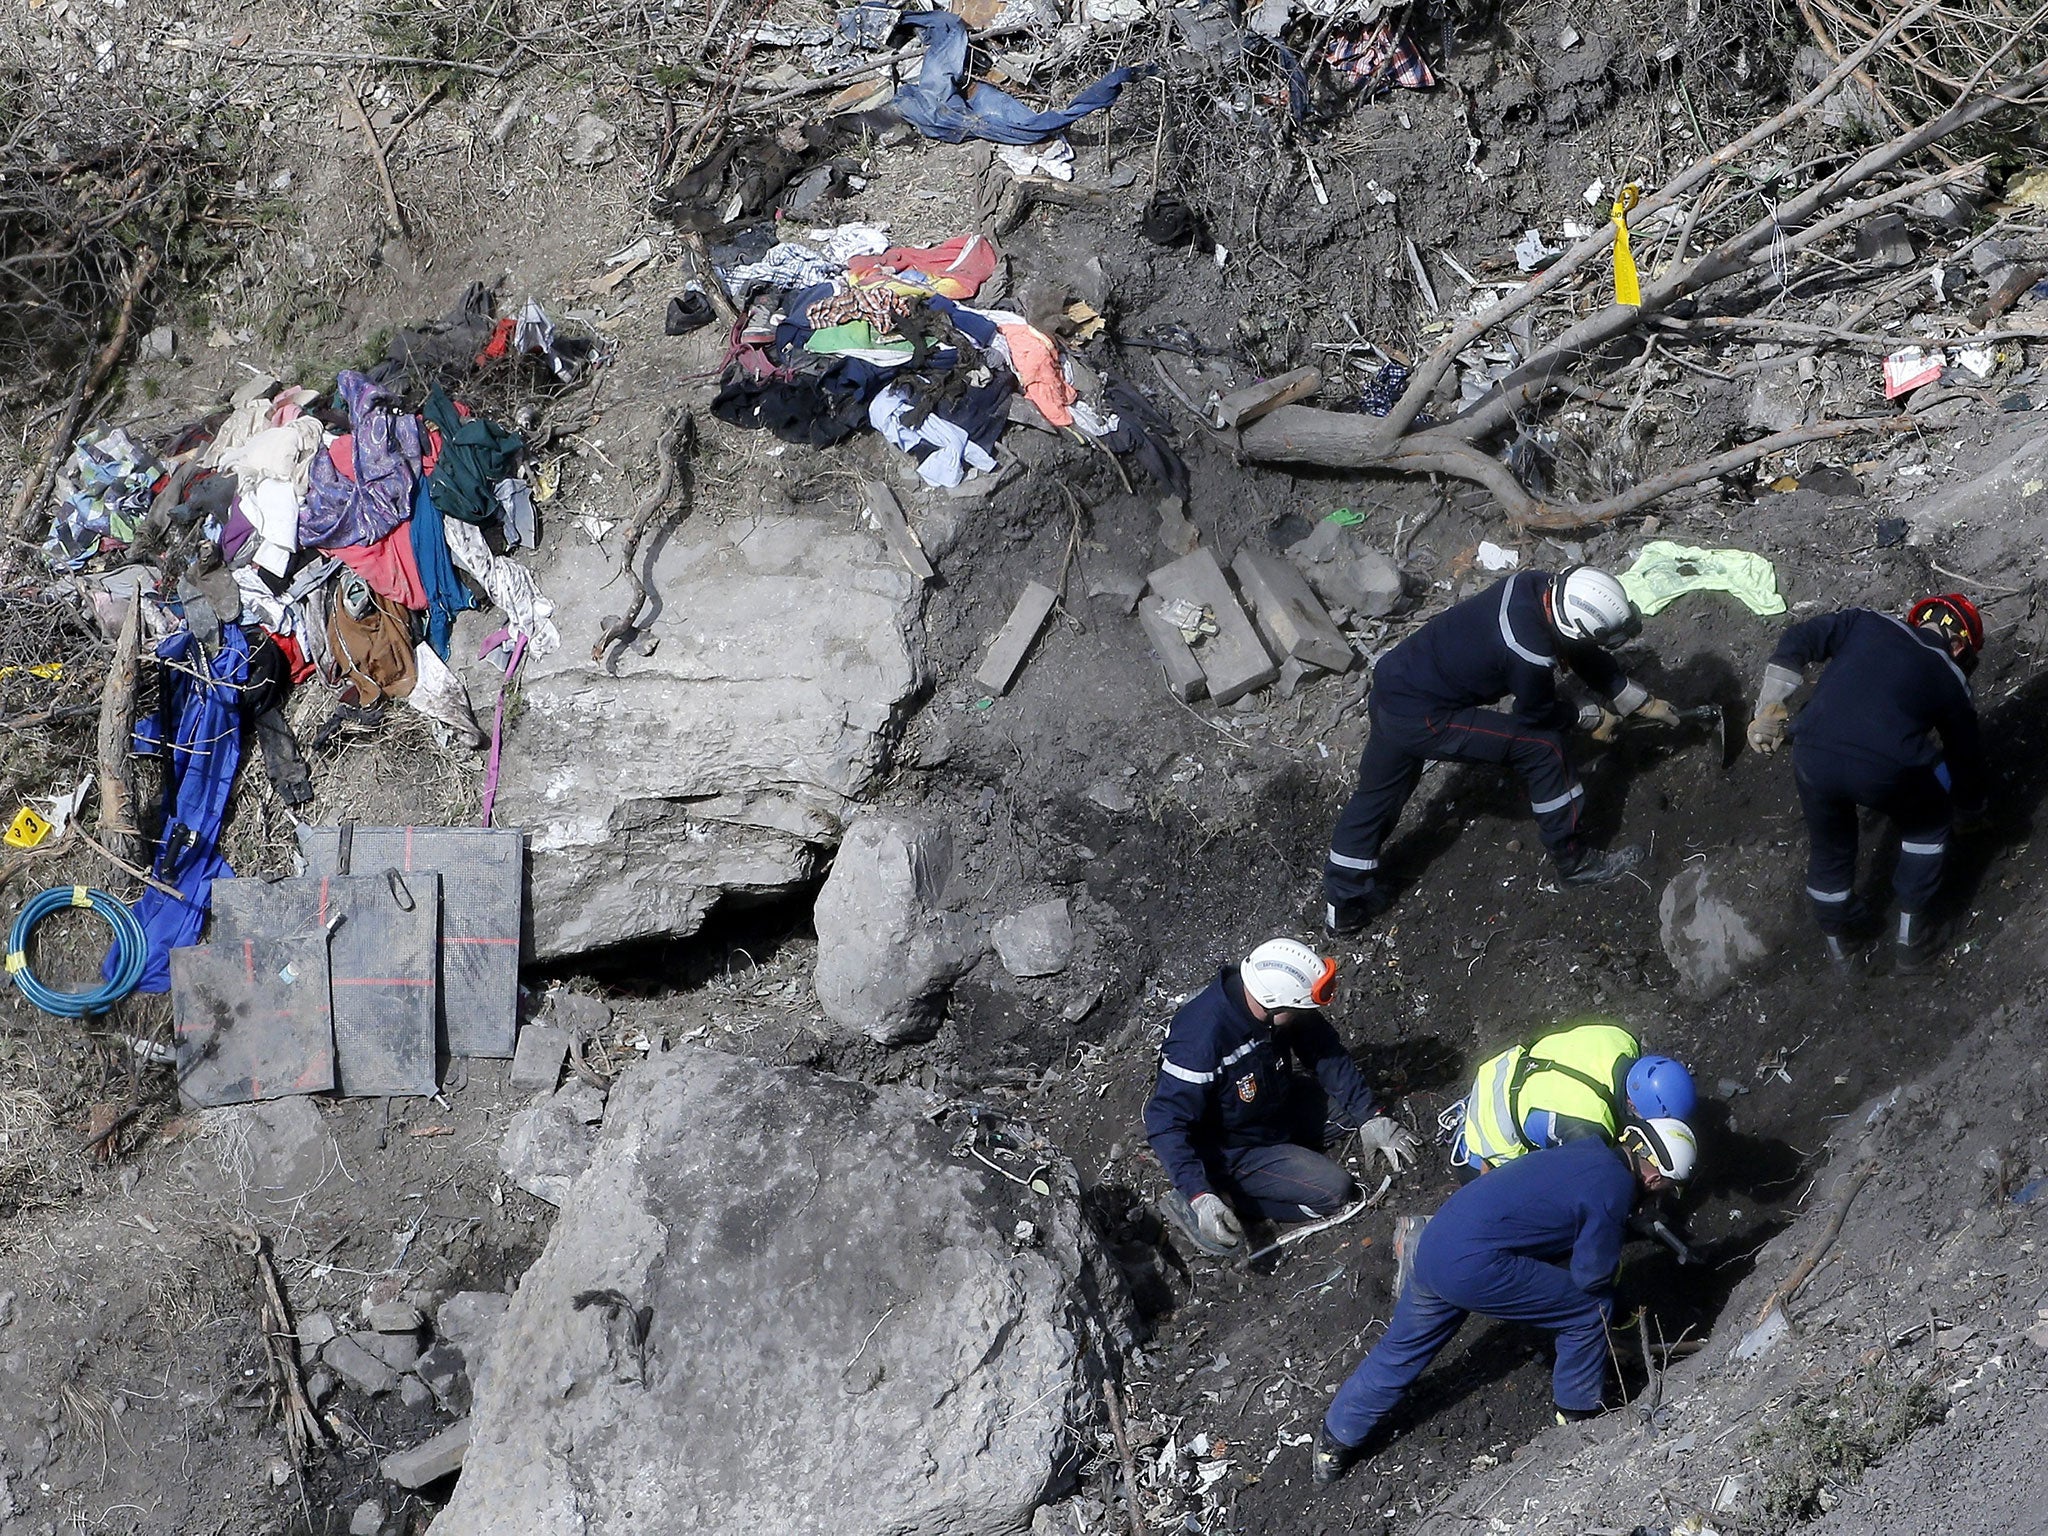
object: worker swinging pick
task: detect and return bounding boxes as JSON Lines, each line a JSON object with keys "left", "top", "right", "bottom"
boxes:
{"left": 1322, "top": 566, "right": 1687, "bottom": 936}
{"left": 1747, "top": 591, "right": 1987, "bottom": 972}
{"left": 1314, "top": 1119, "right": 1699, "bottom": 1485}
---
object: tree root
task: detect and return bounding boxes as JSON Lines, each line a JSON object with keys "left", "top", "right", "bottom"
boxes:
{"left": 592, "top": 411, "right": 696, "bottom": 674}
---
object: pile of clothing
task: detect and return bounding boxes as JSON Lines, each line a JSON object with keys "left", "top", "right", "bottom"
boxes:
{"left": 708, "top": 224, "right": 1185, "bottom": 496}
{"left": 44, "top": 292, "right": 579, "bottom": 994}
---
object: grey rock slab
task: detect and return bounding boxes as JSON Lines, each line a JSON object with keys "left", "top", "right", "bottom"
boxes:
{"left": 359, "top": 1331, "right": 422, "bottom": 1371}
{"left": 324, "top": 1335, "right": 399, "bottom": 1396}
{"left": 974, "top": 581, "right": 1059, "bottom": 696}
{"left": 1147, "top": 549, "right": 1276, "bottom": 705}
{"left": 1285, "top": 519, "right": 1404, "bottom": 619}
{"left": 1231, "top": 548, "right": 1353, "bottom": 673}
{"left": 499, "top": 1086, "right": 599, "bottom": 1206}
{"left": 349, "top": 1499, "right": 385, "bottom": 1536}
{"left": 993, "top": 899, "right": 1076, "bottom": 978}
{"left": 305, "top": 1368, "right": 336, "bottom": 1407}
{"left": 509, "top": 1024, "right": 570, "bottom": 1091}
{"left": 297, "top": 1311, "right": 338, "bottom": 1353}
{"left": 435, "top": 1292, "right": 511, "bottom": 1360}
{"left": 812, "top": 814, "right": 982, "bottom": 1045}
{"left": 1135, "top": 596, "right": 1208, "bottom": 702}
{"left": 366, "top": 1301, "right": 424, "bottom": 1334}
{"left": 1659, "top": 865, "right": 1770, "bottom": 1002}
{"left": 399, "top": 1375, "right": 435, "bottom": 1412}
{"left": 434, "top": 1045, "right": 1134, "bottom": 1536}
{"left": 416, "top": 1339, "right": 471, "bottom": 1413}
{"left": 491, "top": 512, "right": 925, "bottom": 960}
{"left": 381, "top": 1419, "right": 470, "bottom": 1489}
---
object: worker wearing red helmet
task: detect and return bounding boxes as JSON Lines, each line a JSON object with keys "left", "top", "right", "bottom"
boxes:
{"left": 1747, "top": 593, "right": 1986, "bottom": 971}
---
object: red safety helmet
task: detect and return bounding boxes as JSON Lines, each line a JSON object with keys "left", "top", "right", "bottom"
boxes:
{"left": 1906, "top": 593, "right": 1984, "bottom": 656}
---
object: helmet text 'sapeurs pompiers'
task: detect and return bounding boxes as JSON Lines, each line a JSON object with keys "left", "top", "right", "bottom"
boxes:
{"left": 1549, "top": 567, "right": 1643, "bottom": 649}
{"left": 1242, "top": 938, "right": 1339, "bottom": 1012}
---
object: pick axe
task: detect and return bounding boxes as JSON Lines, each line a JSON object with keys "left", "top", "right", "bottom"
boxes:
{"left": 1672, "top": 703, "right": 1740, "bottom": 770}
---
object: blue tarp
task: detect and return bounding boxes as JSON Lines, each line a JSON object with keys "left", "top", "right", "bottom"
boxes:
{"left": 893, "top": 10, "right": 1142, "bottom": 145}
{"left": 117, "top": 626, "right": 250, "bottom": 993}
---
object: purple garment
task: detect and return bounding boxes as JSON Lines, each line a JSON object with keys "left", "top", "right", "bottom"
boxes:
{"left": 300, "top": 371, "right": 422, "bottom": 549}
{"left": 218, "top": 504, "right": 256, "bottom": 562}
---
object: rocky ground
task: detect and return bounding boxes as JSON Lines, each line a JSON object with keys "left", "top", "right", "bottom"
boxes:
{"left": 2, "top": 0, "right": 2047, "bottom": 1532}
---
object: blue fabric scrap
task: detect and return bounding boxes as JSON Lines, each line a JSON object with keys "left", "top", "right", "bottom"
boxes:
{"left": 893, "top": 10, "right": 1142, "bottom": 145}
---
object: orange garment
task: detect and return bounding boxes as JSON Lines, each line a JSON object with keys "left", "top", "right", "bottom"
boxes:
{"left": 996, "top": 321, "right": 1076, "bottom": 427}
{"left": 331, "top": 521, "right": 427, "bottom": 611}
{"left": 846, "top": 235, "right": 1000, "bottom": 299}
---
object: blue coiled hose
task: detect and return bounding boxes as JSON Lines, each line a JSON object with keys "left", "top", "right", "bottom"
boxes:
{"left": 7, "top": 886, "right": 148, "bottom": 1017}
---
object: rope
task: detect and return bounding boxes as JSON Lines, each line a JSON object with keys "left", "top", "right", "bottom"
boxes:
{"left": 7, "top": 885, "right": 147, "bottom": 1017}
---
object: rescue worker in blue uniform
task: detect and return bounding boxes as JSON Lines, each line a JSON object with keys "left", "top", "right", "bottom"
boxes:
{"left": 1747, "top": 593, "right": 1986, "bottom": 971}
{"left": 1145, "top": 939, "right": 1422, "bottom": 1256}
{"left": 1314, "top": 1118, "right": 1699, "bottom": 1484}
{"left": 1324, "top": 567, "right": 1682, "bottom": 936}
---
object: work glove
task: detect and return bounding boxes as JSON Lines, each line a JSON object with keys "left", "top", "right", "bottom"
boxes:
{"left": 1359, "top": 1114, "right": 1421, "bottom": 1173}
{"left": 1191, "top": 1192, "right": 1244, "bottom": 1248}
{"left": 1633, "top": 696, "right": 1681, "bottom": 727}
{"left": 1747, "top": 700, "right": 1791, "bottom": 755}
{"left": 1579, "top": 702, "right": 1624, "bottom": 743}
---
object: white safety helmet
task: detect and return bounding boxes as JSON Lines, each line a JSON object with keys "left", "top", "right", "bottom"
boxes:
{"left": 1550, "top": 567, "right": 1643, "bottom": 649}
{"left": 1620, "top": 1116, "right": 1698, "bottom": 1184}
{"left": 1241, "top": 938, "right": 1338, "bottom": 1013}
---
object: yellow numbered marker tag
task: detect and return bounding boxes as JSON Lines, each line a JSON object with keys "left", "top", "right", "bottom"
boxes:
{"left": 3, "top": 807, "right": 52, "bottom": 849}
{"left": 1611, "top": 184, "right": 1644, "bottom": 307}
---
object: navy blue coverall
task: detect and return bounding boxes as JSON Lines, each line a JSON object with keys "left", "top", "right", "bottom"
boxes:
{"left": 1772, "top": 609, "right": 1985, "bottom": 938}
{"left": 1325, "top": 572, "right": 1646, "bottom": 908}
{"left": 1143, "top": 967, "right": 1381, "bottom": 1221}
{"left": 1324, "top": 1138, "right": 1635, "bottom": 1447}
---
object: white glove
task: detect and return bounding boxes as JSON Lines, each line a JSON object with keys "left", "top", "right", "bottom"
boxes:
{"left": 1191, "top": 1192, "right": 1244, "bottom": 1248}
{"left": 1359, "top": 1115, "right": 1421, "bottom": 1173}
{"left": 1748, "top": 701, "right": 1790, "bottom": 755}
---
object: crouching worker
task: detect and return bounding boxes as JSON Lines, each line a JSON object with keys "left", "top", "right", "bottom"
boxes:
{"left": 1145, "top": 939, "right": 1421, "bottom": 1257}
{"left": 1450, "top": 1017, "right": 1697, "bottom": 1179}
{"left": 1314, "top": 1118, "right": 1698, "bottom": 1484}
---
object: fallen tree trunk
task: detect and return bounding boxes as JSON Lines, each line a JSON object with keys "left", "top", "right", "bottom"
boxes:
{"left": 1240, "top": 40, "right": 2048, "bottom": 524}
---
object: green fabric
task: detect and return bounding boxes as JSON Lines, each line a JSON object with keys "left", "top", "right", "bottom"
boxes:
{"left": 804, "top": 322, "right": 912, "bottom": 357}
{"left": 1619, "top": 540, "right": 1787, "bottom": 618}
{"left": 423, "top": 384, "right": 524, "bottom": 526}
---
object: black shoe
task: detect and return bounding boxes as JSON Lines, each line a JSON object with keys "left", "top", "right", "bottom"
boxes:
{"left": 1554, "top": 1404, "right": 1602, "bottom": 1425}
{"left": 1558, "top": 845, "right": 1645, "bottom": 887}
{"left": 1325, "top": 891, "right": 1390, "bottom": 938}
{"left": 1822, "top": 934, "right": 1863, "bottom": 972}
{"left": 1894, "top": 920, "right": 1946, "bottom": 975}
{"left": 1313, "top": 1425, "right": 1363, "bottom": 1486}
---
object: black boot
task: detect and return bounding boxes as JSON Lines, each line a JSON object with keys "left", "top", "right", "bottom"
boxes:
{"left": 1895, "top": 913, "right": 1945, "bottom": 975}
{"left": 1325, "top": 890, "right": 1391, "bottom": 938}
{"left": 1313, "top": 1425, "right": 1364, "bottom": 1486}
{"left": 1554, "top": 1404, "right": 1602, "bottom": 1425}
{"left": 1558, "top": 844, "right": 1646, "bottom": 887}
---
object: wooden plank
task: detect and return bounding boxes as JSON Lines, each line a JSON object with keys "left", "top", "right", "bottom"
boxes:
{"left": 1232, "top": 548, "right": 1354, "bottom": 674}
{"left": 974, "top": 581, "right": 1059, "bottom": 695}
{"left": 1135, "top": 597, "right": 1208, "bottom": 702}
{"left": 1146, "top": 549, "right": 1277, "bottom": 705}
{"left": 862, "top": 479, "right": 933, "bottom": 580}
{"left": 1215, "top": 365, "right": 1322, "bottom": 430}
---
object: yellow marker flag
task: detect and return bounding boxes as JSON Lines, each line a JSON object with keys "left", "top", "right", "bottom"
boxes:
{"left": 1611, "top": 183, "right": 1643, "bottom": 307}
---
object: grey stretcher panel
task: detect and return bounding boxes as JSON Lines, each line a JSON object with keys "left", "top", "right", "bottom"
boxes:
{"left": 170, "top": 933, "right": 335, "bottom": 1109}
{"left": 297, "top": 825, "right": 524, "bottom": 1059}
{"left": 210, "top": 872, "right": 441, "bottom": 1098}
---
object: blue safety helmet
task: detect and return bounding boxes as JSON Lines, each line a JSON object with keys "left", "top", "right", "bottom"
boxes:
{"left": 1626, "top": 1055, "right": 1697, "bottom": 1122}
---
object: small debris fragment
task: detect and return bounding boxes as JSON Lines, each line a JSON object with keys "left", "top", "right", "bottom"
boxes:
{"left": 380, "top": 1418, "right": 471, "bottom": 1489}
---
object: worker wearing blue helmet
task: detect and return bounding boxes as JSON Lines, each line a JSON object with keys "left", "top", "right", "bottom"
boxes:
{"left": 1448, "top": 1017, "right": 1696, "bottom": 1179}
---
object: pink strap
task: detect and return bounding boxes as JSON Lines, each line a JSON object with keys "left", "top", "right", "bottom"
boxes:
{"left": 479, "top": 633, "right": 529, "bottom": 828}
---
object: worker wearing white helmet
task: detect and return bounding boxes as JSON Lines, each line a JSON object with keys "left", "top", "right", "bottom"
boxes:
{"left": 1323, "top": 566, "right": 1685, "bottom": 936}
{"left": 1144, "top": 938, "right": 1421, "bottom": 1256}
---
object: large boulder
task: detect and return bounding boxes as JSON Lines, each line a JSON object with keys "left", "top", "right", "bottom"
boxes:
{"left": 491, "top": 512, "right": 926, "bottom": 959}
{"left": 1660, "top": 864, "right": 1771, "bottom": 1000}
{"left": 435, "top": 1046, "right": 1133, "bottom": 1536}
{"left": 813, "top": 812, "right": 983, "bottom": 1044}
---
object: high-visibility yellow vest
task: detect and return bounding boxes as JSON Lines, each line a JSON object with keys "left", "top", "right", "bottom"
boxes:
{"left": 1460, "top": 1018, "right": 1640, "bottom": 1168}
